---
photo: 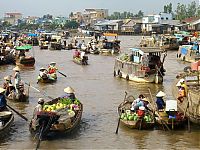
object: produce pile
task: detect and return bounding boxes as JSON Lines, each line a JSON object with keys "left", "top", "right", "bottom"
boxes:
{"left": 119, "top": 53, "right": 130, "bottom": 61}
{"left": 120, "top": 111, "right": 152, "bottom": 122}
{"left": 43, "top": 98, "right": 81, "bottom": 113}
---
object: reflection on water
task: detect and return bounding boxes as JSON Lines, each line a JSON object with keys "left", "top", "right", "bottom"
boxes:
{"left": 0, "top": 36, "right": 199, "bottom": 149}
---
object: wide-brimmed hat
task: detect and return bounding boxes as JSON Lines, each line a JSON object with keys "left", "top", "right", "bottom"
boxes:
{"left": 0, "top": 87, "right": 6, "bottom": 93}
{"left": 176, "top": 81, "right": 181, "bottom": 87}
{"left": 39, "top": 67, "right": 46, "bottom": 71}
{"left": 50, "top": 62, "right": 56, "bottom": 65}
{"left": 179, "top": 78, "right": 185, "bottom": 83}
{"left": 64, "top": 87, "right": 75, "bottom": 94}
{"left": 142, "top": 98, "right": 149, "bottom": 102}
{"left": 4, "top": 76, "right": 11, "bottom": 81}
{"left": 38, "top": 98, "right": 44, "bottom": 103}
{"left": 13, "top": 66, "right": 20, "bottom": 71}
{"left": 156, "top": 91, "right": 166, "bottom": 97}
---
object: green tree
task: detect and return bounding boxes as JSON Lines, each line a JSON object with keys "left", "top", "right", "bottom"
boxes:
{"left": 163, "top": 3, "right": 172, "bottom": 13}
{"left": 187, "top": 1, "right": 197, "bottom": 18}
{"left": 175, "top": 3, "right": 187, "bottom": 20}
{"left": 64, "top": 20, "right": 79, "bottom": 29}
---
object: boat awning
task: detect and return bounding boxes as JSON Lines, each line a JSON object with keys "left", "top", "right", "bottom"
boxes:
{"left": 103, "top": 33, "right": 118, "bottom": 37}
{"left": 129, "top": 48, "right": 144, "bottom": 55}
{"left": 16, "top": 45, "right": 32, "bottom": 50}
{"left": 28, "top": 33, "right": 38, "bottom": 37}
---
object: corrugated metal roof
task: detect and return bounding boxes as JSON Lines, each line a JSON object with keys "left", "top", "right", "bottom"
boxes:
{"left": 94, "top": 20, "right": 122, "bottom": 26}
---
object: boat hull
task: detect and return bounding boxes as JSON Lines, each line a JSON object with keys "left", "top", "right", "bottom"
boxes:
{"left": 172, "top": 79, "right": 200, "bottom": 125}
{"left": 0, "top": 110, "right": 14, "bottom": 137}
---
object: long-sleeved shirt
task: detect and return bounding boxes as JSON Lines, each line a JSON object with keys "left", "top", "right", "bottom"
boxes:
{"left": 0, "top": 94, "right": 7, "bottom": 108}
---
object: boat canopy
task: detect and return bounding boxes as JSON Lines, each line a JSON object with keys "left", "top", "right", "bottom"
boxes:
{"left": 28, "top": 33, "right": 38, "bottom": 37}
{"left": 129, "top": 48, "right": 144, "bottom": 55}
{"left": 16, "top": 45, "right": 32, "bottom": 50}
{"left": 103, "top": 33, "right": 118, "bottom": 37}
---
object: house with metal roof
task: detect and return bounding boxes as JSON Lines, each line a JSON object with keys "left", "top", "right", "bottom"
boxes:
{"left": 94, "top": 20, "right": 123, "bottom": 32}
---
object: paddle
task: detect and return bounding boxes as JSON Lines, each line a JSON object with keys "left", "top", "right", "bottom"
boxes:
{"left": 36, "top": 123, "right": 44, "bottom": 150}
{"left": 147, "top": 87, "right": 171, "bottom": 131}
{"left": 6, "top": 104, "right": 28, "bottom": 121}
{"left": 58, "top": 71, "right": 67, "bottom": 77}
{"left": 24, "top": 82, "right": 54, "bottom": 100}
{"left": 115, "top": 91, "right": 128, "bottom": 134}
{"left": 186, "top": 93, "right": 191, "bottom": 133}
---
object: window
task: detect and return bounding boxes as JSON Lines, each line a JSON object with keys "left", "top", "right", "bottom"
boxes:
{"left": 166, "top": 17, "right": 168, "bottom": 20}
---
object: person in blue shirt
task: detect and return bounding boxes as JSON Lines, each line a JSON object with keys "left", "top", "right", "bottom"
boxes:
{"left": 0, "top": 87, "right": 7, "bottom": 111}
{"left": 155, "top": 91, "right": 166, "bottom": 111}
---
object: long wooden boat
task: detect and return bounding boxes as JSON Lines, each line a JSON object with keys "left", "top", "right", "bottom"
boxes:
{"left": 155, "top": 110, "right": 187, "bottom": 130}
{"left": 177, "top": 44, "right": 200, "bottom": 63}
{"left": 114, "top": 47, "right": 167, "bottom": 84}
{"left": 15, "top": 45, "right": 35, "bottom": 67}
{"left": 0, "top": 110, "right": 14, "bottom": 136}
{"left": 139, "top": 35, "right": 179, "bottom": 51}
{"left": 0, "top": 46, "right": 16, "bottom": 65}
{"left": 29, "top": 97, "right": 83, "bottom": 137}
{"left": 172, "top": 72, "right": 200, "bottom": 125}
{"left": 73, "top": 56, "right": 88, "bottom": 65}
{"left": 118, "top": 95, "right": 155, "bottom": 130}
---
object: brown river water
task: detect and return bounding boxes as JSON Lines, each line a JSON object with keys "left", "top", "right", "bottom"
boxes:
{"left": 0, "top": 36, "right": 199, "bottom": 149}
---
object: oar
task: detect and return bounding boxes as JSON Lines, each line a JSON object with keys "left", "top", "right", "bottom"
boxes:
{"left": 36, "top": 123, "right": 44, "bottom": 150}
{"left": 186, "top": 93, "right": 191, "bottom": 132}
{"left": 148, "top": 87, "right": 171, "bottom": 131}
{"left": 6, "top": 104, "right": 28, "bottom": 121}
{"left": 24, "top": 82, "right": 54, "bottom": 100}
{"left": 115, "top": 91, "right": 128, "bottom": 134}
{"left": 58, "top": 71, "right": 67, "bottom": 77}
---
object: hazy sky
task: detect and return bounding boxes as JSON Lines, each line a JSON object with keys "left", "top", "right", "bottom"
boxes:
{"left": 0, "top": 0, "right": 199, "bottom": 17}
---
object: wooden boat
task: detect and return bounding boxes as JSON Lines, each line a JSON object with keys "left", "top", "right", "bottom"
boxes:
{"left": 15, "top": 45, "right": 35, "bottom": 67}
{"left": 39, "top": 41, "right": 48, "bottom": 49}
{"left": 0, "top": 110, "right": 14, "bottom": 136}
{"left": 0, "top": 48, "right": 15, "bottom": 65}
{"left": 37, "top": 73, "right": 57, "bottom": 83}
{"left": 118, "top": 95, "right": 155, "bottom": 130}
{"left": 97, "top": 33, "right": 120, "bottom": 55}
{"left": 177, "top": 44, "right": 200, "bottom": 63}
{"left": 114, "top": 47, "right": 167, "bottom": 84}
{"left": 160, "top": 35, "right": 179, "bottom": 51}
{"left": 172, "top": 72, "right": 200, "bottom": 125}
{"left": 49, "top": 35, "right": 62, "bottom": 50}
{"left": 29, "top": 97, "right": 83, "bottom": 137}
{"left": 6, "top": 83, "right": 29, "bottom": 102}
{"left": 139, "top": 35, "right": 179, "bottom": 51}
{"left": 73, "top": 56, "right": 88, "bottom": 65}
{"left": 155, "top": 109, "right": 187, "bottom": 130}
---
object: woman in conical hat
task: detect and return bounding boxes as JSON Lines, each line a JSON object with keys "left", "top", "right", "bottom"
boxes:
{"left": 156, "top": 91, "right": 166, "bottom": 97}
{"left": 155, "top": 91, "right": 166, "bottom": 110}
{"left": 63, "top": 86, "right": 76, "bottom": 102}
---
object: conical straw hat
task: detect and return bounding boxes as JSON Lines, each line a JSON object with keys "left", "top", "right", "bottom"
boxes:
{"left": 4, "top": 76, "right": 11, "bottom": 81}
{"left": 156, "top": 91, "right": 166, "bottom": 97}
{"left": 0, "top": 87, "right": 6, "bottom": 93}
{"left": 13, "top": 66, "right": 20, "bottom": 71}
{"left": 64, "top": 87, "right": 75, "bottom": 94}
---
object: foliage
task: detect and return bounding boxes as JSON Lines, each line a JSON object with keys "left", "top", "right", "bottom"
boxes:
{"left": 174, "top": 1, "right": 200, "bottom": 20}
{"left": 107, "top": 11, "right": 144, "bottom": 20}
{"left": 63, "top": 20, "right": 79, "bottom": 29}
{"left": 164, "top": 3, "right": 172, "bottom": 13}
